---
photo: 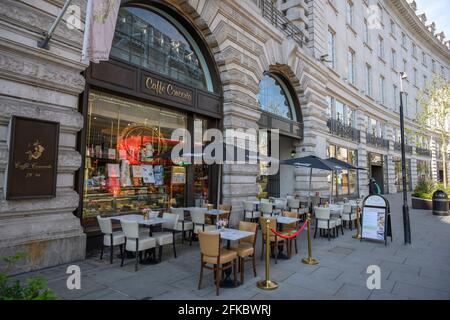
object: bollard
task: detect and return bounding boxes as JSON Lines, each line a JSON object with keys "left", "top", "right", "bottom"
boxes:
{"left": 257, "top": 219, "right": 278, "bottom": 290}
{"left": 353, "top": 206, "right": 362, "bottom": 240}
{"left": 302, "top": 213, "right": 319, "bottom": 265}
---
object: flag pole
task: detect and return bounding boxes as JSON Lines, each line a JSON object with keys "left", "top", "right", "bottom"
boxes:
{"left": 38, "top": 0, "right": 73, "bottom": 49}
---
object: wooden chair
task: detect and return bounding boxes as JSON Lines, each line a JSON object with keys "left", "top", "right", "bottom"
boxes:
{"left": 243, "top": 201, "right": 260, "bottom": 223}
{"left": 282, "top": 211, "right": 300, "bottom": 255}
{"left": 218, "top": 204, "right": 232, "bottom": 222}
{"left": 120, "top": 220, "right": 156, "bottom": 271}
{"left": 259, "top": 218, "right": 290, "bottom": 264}
{"left": 97, "top": 216, "right": 125, "bottom": 264}
{"left": 313, "top": 207, "right": 336, "bottom": 241}
{"left": 198, "top": 232, "right": 237, "bottom": 296}
{"left": 230, "top": 221, "right": 258, "bottom": 284}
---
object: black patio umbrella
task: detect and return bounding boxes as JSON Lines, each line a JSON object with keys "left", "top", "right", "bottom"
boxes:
{"left": 326, "top": 157, "right": 367, "bottom": 199}
{"left": 281, "top": 156, "right": 339, "bottom": 208}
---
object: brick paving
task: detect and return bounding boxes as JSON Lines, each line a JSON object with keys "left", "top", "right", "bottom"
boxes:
{"left": 11, "top": 193, "right": 450, "bottom": 300}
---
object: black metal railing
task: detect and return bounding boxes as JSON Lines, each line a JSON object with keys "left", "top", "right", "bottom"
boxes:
{"left": 327, "top": 118, "right": 361, "bottom": 143}
{"left": 366, "top": 133, "right": 390, "bottom": 150}
{"left": 394, "top": 141, "right": 413, "bottom": 154}
{"left": 416, "top": 147, "right": 432, "bottom": 157}
{"left": 254, "top": 0, "right": 306, "bottom": 47}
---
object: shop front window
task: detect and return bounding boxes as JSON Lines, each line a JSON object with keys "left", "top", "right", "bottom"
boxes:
{"left": 111, "top": 7, "right": 213, "bottom": 91}
{"left": 417, "top": 160, "right": 431, "bottom": 180}
{"left": 328, "top": 144, "right": 358, "bottom": 198}
{"left": 394, "top": 158, "right": 412, "bottom": 192}
{"left": 83, "top": 91, "right": 189, "bottom": 224}
{"left": 257, "top": 73, "right": 297, "bottom": 121}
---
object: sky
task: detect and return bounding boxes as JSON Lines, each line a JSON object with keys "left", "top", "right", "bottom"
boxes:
{"left": 414, "top": 0, "right": 450, "bottom": 37}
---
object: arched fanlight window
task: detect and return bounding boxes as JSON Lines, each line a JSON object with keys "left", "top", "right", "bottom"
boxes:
{"left": 111, "top": 6, "right": 213, "bottom": 92}
{"left": 257, "top": 73, "right": 297, "bottom": 121}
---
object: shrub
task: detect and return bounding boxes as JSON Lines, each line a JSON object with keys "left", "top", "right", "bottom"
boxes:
{"left": 0, "top": 252, "right": 56, "bottom": 300}
{"left": 413, "top": 177, "right": 435, "bottom": 197}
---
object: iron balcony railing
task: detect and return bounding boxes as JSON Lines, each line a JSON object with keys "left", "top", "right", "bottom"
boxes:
{"left": 416, "top": 147, "right": 432, "bottom": 157}
{"left": 394, "top": 141, "right": 413, "bottom": 154}
{"left": 366, "top": 133, "right": 390, "bottom": 150}
{"left": 394, "top": 142, "right": 413, "bottom": 154}
{"left": 327, "top": 118, "right": 361, "bottom": 143}
{"left": 253, "top": 0, "right": 306, "bottom": 47}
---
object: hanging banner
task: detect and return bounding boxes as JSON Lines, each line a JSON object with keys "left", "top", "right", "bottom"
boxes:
{"left": 81, "top": 0, "right": 121, "bottom": 63}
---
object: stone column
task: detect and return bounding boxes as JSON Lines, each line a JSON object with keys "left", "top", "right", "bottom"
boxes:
{"left": 386, "top": 125, "right": 397, "bottom": 194}
{"left": 357, "top": 111, "right": 369, "bottom": 197}
{"left": 0, "top": 0, "right": 87, "bottom": 273}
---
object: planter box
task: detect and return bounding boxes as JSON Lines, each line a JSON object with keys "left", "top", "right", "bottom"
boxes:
{"left": 412, "top": 197, "right": 433, "bottom": 210}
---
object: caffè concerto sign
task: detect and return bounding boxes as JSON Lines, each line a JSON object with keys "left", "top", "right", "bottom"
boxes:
{"left": 145, "top": 76, "right": 193, "bottom": 103}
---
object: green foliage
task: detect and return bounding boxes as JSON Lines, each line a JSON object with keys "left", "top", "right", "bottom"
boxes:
{"left": 413, "top": 178, "right": 450, "bottom": 199}
{"left": 436, "top": 183, "right": 450, "bottom": 194}
{"left": 0, "top": 252, "right": 56, "bottom": 300}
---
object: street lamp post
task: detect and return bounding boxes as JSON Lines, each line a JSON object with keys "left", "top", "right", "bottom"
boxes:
{"left": 399, "top": 72, "right": 412, "bottom": 245}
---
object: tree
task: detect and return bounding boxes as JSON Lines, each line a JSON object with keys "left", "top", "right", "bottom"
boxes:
{"left": 417, "top": 74, "right": 450, "bottom": 188}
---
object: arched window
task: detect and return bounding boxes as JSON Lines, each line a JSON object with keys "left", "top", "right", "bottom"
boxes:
{"left": 257, "top": 73, "right": 297, "bottom": 121}
{"left": 111, "top": 6, "right": 213, "bottom": 92}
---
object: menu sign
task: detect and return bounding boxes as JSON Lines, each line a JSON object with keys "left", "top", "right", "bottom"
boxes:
{"left": 6, "top": 116, "right": 59, "bottom": 200}
{"left": 362, "top": 207, "right": 386, "bottom": 241}
{"left": 361, "top": 195, "right": 392, "bottom": 246}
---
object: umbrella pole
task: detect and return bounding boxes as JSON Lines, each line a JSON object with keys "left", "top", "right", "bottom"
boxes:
{"left": 308, "top": 167, "right": 313, "bottom": 211}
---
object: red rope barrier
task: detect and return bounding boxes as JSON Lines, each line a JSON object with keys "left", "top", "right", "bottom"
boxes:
{"left": 270, "top": 220, "right": 308, "bottom": 239}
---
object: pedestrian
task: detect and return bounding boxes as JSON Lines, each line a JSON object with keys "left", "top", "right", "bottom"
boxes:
{"left": 369, "top": 178, "right": 376, "bottom": 195}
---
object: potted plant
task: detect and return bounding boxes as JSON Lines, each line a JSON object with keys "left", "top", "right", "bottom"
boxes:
{"left": 216, "top": 219, "right": 228, "bottom": 231}
{"left": 412, "top": 177, "right": 435, "bottom": 210}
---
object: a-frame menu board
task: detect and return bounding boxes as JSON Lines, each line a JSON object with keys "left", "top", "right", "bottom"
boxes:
{"left": 361, "top": 195, "right": 393, "bottom": 246}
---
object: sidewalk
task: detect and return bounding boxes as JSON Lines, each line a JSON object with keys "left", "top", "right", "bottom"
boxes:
{"left": 10, "top": 193, "right": 450, "bottom": 300}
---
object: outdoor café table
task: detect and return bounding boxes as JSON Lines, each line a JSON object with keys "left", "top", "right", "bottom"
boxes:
{"left": 111, "top": 214, "right": 169, "bottom": 265}
{"left": 276, "top": 216, "right": 301, "bottom": 259}
{"left": 206, "top": 209, "right": 227, "bottom": 225}
{"left": 215, "top": 228, "right": 254, "bottom": 288}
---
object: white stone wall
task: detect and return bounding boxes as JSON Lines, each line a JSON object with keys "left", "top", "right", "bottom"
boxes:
{"left": 0, "top": 0, "right": 87, "bottom": 273}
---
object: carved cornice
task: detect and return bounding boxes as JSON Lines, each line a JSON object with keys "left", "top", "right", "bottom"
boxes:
{"left": 388, "top": 0, "right": 450, "bottom": 63}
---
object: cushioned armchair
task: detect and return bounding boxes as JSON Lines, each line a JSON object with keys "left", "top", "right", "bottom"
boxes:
{"left": 120, "top": 220, "right": 156, "bottom": 271}
{"left": 97, "top": 216, "right": 125, "bottom": 264}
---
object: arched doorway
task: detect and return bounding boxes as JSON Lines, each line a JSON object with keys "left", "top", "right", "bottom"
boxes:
{"left": 77, "top": 1, "right": 223, "bottom": 235}
{"left": 256, "top": 71, "right": 303, "bottom": 198}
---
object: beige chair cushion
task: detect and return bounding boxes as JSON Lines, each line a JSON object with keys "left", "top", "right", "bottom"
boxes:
{"left": 125, "top": 236, "right": 156, "bottom": 252}
{"left": 230, "top": 243, "right": 254, "bottom": 258}
{"left": 153, "top": 232, "right": 173, "bottom": 246}
{"left": 103, "top": 232, "right": 125, "bottom": 246}
{"left": 203, "top": 248, "right": 237, "bottom": 264}
{"left": 342, "top": 213, "right": 357, "bottom": 221}
{"left": 174, "top": 221, "right": 194, "bottom": 231}
{"left": 245, "top": 211, "right": 261, "bottom": 219}
{"left": 317, "top": 219, "right": 336, "bottom": 229}
{"left": 194, "top": 224, "right": 216, "bottom": 234}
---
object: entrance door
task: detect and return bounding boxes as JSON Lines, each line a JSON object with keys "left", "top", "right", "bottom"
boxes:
{"left": 371, "top": 165, "right": 384, "bottom": 194}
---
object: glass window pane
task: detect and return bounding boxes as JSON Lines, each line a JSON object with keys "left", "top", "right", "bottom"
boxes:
{"left": 112, "top": 7, "right": 210, "bottom": 91}
{"left": 257, "top": 74, "right": 296, "bottom": 120}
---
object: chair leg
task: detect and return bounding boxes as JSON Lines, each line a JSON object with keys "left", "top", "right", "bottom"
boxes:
{"left": 328, "top": 229, "right": 331, "bottom": 241}
{"left": 119, "top": 244, "right": 123, "bottom": 259}
{"left": 135, "top": 249, "right": 139, "bottom": 272}
{"left": 314, "top": 220, "right": 318, "bottom": 238}
{"left": 252, "top": 255, "right": 257, "bottom": 277}
{"left": 341, "top": 225, "right": 344, "bottom": 235}
{"left": 350, "top": 220, "right": 353, "bottom": 231}
{"left": 215, "top": 266, "right": 220, "bottom": 296}
{"left": 294, "top": 236, "right": 298, "bottom": 254}
{"left": 233, "top": 260, "right": 237, "bottom": 287}
{"left": 274, "top": 242, "right": 278, "bottom": 264}
{"left": 260, "top": 237, "right": 264, "bottom": 261}
{"left": 198, "top": 262, "right": 204, "bottom": 290}
{"left": 190, "top": 231, "right": 194, "bottom": 246}
{"left": 172, "top": 238, "right": 177, "bottom": 258}
{"left": 100, "top": 243, "right": 104, "bottom": 260}
{"left": 240, "top": 257, "right": 244, "bottom": 284}
{"left": 158, "top": 246, "right": 163, "bottom": 262}
{"left": 110, "top": 244, "right": 114, "bottom": 264}
{"left": 120, "top": 249, "right": 125, "bottom": 267}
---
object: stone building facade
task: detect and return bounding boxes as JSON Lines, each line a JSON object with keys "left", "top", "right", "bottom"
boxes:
{"left": 0, "top": 0, "right": 448, "bottom": 273}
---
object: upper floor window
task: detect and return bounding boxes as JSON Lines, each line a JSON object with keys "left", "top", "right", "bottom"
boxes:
{"left": 412, "top": 43, "right": 417, "bottom": 58}
{"left": 364, "top": 19, "right": 371, "bottom": 45}
{"left": 111, "top": 6, "right": 213, "bottom": 91}
{"left": 327, "top": 28, "right": 336, "bottom": 69}
{"left": 378, "top": 36, "right": 384, "bottom": 59}
{"left": 257, "top": 73, "right": 297, "bottom": 121}
{"left": 327, "top": 97, "right": 356, "bottom": 128}
{"left": 390, "top": 19, "right": 396, "bottom": 36}
{"left": 346, "top": 1, "right": 354, "bottom": 27}
{"left": 401, "top": 32, "right": 407, "bottom": 47}
{"left": 391, "top": 49, "right": 397, "bottom": 69}
{"left": 422, "top": 52, "right": 427, "bottom": 66}
{"left": 432, "top": 60, "right": 436, "bottom": 73}
{"left": 379, "top": 76, "right": 385, "bottom": 105}
{"left": 366, "top": 64, "right": 373, "bottom": 96}
{"left": 348, "top": 49, "right": 355, "bottom": 85}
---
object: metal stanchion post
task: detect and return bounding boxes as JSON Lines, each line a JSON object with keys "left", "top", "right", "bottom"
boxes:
{"left": 353, "top": 207, "right": 362, "bottom": 240}
{"left": 257, "top": 219, "right": 278, "bottom": 290}
{"left": 302, "top": 213, "right": 319, "bottom": 265}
